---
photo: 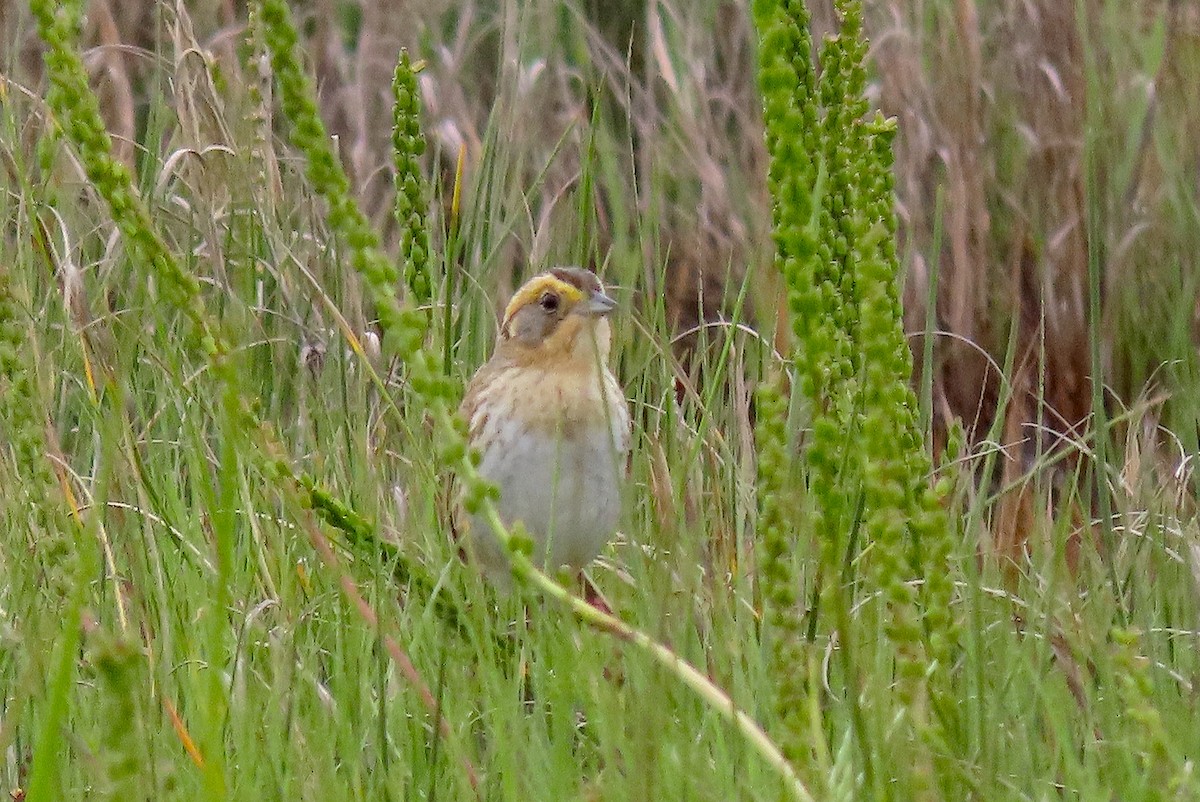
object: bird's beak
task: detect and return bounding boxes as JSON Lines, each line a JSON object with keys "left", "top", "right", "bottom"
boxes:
{"left": 585, "top": 290, "right": 617, "bottom": 317}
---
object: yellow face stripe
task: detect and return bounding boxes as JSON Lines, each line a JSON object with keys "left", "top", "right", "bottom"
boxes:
{"left": 502, "top": 275, "right": 585, "bottom": 324}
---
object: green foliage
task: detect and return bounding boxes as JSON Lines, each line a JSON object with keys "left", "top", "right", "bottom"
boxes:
{"left": 1109, "top": 627, "right": 1199, "bottom": 798}
{"left": 1, "top": 263, "right": 88, "bottom": 799}
{"left": 258, "top": 0, "right": 429, "bottom": 368}
{"left": 255, "top": 0, "right": 493, "bottom": 524}
{"left": 87, "top": 634, "right": 145, "bottom": 800}
{"left": 30, "top": 0, "right": 219, "bottom": 361}
{"left": 2, "top": 0, "right": 1197, "bottom": 800}
{"left": 253, "top": 8, "right": 810, "bottom": 795}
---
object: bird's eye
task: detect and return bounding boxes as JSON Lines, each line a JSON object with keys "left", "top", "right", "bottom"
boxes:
{"left": 539, "top": 292, "right": 560, "bottom": 313}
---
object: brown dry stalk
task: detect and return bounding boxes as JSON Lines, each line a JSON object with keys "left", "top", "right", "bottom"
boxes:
{"left": 350, "top": 0, "right": 411, "bottom": 225}
{"left": 84, "top": 0, "right": 136, "bottom": 169}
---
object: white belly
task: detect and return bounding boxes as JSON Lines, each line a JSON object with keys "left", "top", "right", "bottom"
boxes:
{"left": 468, "top": 420, "right": 624, "bottom": 581}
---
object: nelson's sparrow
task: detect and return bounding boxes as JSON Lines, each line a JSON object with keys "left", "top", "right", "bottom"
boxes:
{"left": 458, "top": 266, "right": 631, "bottom": 586}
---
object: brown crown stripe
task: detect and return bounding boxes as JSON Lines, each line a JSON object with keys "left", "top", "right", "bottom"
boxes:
{"left": 548, "top": 266, "right": 602, "bottom": 294}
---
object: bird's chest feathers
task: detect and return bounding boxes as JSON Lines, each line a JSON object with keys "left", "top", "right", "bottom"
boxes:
{"left": 495, "top": 366, "right": 616, "bottom": 439}
{"left": 465, "top": 332, "right": 629, "bottom": 470}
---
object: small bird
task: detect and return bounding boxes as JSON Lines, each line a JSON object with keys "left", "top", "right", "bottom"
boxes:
{"left": 458, "top": 267, "right": 631, "bottom": 589}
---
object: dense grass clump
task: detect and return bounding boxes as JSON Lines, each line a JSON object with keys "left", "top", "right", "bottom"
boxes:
{"left": 1, "top": 0, "right": 1198, "bottom": 800}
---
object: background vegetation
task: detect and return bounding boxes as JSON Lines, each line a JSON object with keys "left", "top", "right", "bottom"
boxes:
{"left": 1, "top": 0, "right": 1198, "bottom": 799}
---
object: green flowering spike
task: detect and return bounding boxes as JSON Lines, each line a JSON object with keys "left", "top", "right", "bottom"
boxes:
{"left": 753, "top": 371, "right": 807, "bottom": 762}
{"left": 0, "top": 262, "right": 82, "bottom": 605}
{"left": 754, "top": 0, "right": 967, "bottom": 783}
{"left": 752, "top": 0, "right": 850, "bottom": 561}
{"left": 813, "top": 0, "right": 870, "bottom": 385}
{"left": 0, "top": 267, "right": 55, "bottom": 510}
{"left": 752, "top": 0, "right": 831, "bottom": 406}
{"left": 856, "top": 116, "right": 960, "bottom": 675}
{"left": 854, "top": 207, "right": 929, "bottom": 703}
{"left": 392, "top": 50, "right": 435, "bottom": 307}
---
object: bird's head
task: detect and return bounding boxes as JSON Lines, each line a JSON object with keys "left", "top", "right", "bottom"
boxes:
{"left": 497, "top": 267, "right": 617, "bottom": 364}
